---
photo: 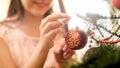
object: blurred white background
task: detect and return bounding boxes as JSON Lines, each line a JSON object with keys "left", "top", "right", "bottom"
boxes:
{"left": 0, "top": 0, "right": 10, "bottom": 21}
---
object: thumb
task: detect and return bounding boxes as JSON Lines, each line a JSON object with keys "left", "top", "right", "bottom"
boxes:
{"left": 57, "top": 38, "right": 67, "bottom": 54}
{"left": 54, "top": 38, "right": 65, "bottom": 54}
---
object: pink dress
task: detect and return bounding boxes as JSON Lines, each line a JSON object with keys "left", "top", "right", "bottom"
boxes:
{"left": 0, "top": 24, "right": 39, "bottom": 67}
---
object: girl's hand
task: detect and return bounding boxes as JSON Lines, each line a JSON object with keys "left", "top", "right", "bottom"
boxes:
{"left": 25, "top": 13, "right": 70, "bottom": 68}
{"left": 53, "top": 38, "right": 75, "bottom": 62}
{"left": 39, "top": 13, "right": 70, "bottom": 48}
{"left": 43, "top": 38, "right": 75, "bottom": 68}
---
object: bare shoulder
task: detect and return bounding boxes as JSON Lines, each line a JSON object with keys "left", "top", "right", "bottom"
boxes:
{"left": 0, "top": 37, "right": 17, "bottom": 68}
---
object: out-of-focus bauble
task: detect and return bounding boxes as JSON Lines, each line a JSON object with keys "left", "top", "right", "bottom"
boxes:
{"left": 112, "top": 0, "right": 120, "bottom": 9}
{"left": 65, "top": 28, "right": 88, "bottom": 50}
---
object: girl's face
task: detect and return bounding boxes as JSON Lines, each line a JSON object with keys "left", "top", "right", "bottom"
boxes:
{"left": 21, "top": 0, "right": 53, "bottom": 17}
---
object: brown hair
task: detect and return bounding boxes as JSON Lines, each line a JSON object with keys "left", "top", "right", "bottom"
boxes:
{"left": 8, "top": 0, "right": 24, "bottom": 18}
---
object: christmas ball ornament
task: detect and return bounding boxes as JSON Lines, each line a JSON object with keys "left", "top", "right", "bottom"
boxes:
{"left": 112, "top": 0, "right": 120, "bottom": 9}
{"left": 65, "top": 28, "right": 88, "bottom": 50}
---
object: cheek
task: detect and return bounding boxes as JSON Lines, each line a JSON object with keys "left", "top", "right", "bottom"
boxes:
{"left": 21, "top": 0, "right": 33, "bottom": 10}
{"left": 21, "top": 0, "right": 41, "bottom": 16}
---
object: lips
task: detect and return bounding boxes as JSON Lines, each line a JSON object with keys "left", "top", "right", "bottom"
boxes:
{"left": 34, "top": 2, "right": 49, "bottom": 8}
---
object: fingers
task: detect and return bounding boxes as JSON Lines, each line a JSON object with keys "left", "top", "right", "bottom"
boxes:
{"left": 45, "top": 28, "right": 60, "bottom": 40}
{"left": 63, "top": 45, "right": 75, "bottom": 59}
{"left": 53, "top": 38, "right": 65, "bottom": 54}
{"left": 42, "top": 21, "right": 62, "bottom": 34}
{"left": 40, "top": 13, "right": 71, "bottom": 30}
{"left": 40, "top": 13, "right": 65, "bottom": 28}
{"left": 55, "top": 39, "right": 75, "bottom": 59}
{"left": 39, "top": 13, "right": 71, "bottom": 42}
{"left": 63, "top": 50, "right": 75, "bottom": 59}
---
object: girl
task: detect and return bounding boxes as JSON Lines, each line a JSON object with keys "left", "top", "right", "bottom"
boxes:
{"left": 0, "top": 0, "right": 75, "bottom": 68}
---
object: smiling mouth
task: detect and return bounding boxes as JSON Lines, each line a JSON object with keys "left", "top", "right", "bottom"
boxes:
{"left": 34, "top": 2, "right": 49, "bottom": 8}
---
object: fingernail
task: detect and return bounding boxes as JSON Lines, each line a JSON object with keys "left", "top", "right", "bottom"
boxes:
{"left": 63, "top": 45, "right": 67, "bottom": 51}
{"left": 63, "top": 52, "right": 68, "bottom": 56}
{"left": 58, "top": 18, "right": 66, "bottom": 25}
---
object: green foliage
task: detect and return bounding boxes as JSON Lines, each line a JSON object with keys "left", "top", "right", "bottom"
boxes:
{"left": 70, "top": 44, "right": 120, "bottom": 68}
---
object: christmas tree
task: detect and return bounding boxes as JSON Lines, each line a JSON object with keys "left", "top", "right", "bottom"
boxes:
{"left": 70, "top": 0, "right": 120, "bottom": 68}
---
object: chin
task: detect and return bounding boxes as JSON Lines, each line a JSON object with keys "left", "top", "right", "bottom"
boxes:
{"left": 32, "top": 11, "right": 46, "bottom": 17}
